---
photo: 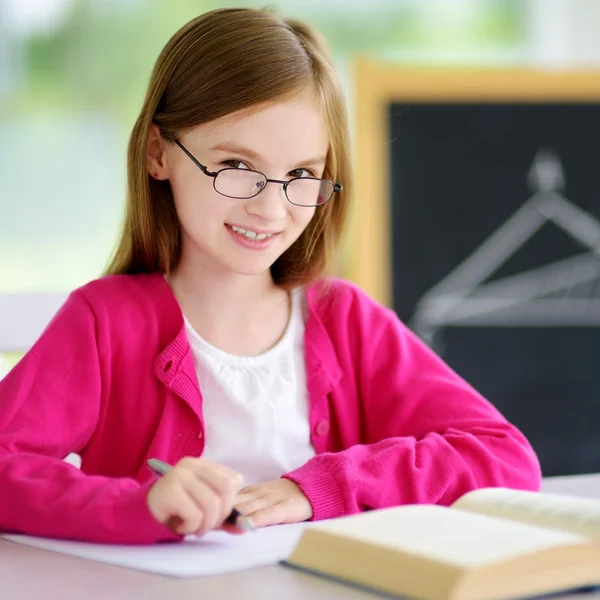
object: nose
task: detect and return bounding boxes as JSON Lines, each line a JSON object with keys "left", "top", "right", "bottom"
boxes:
{"left": 244, "top": 180, "right": 287, "bottom": 222}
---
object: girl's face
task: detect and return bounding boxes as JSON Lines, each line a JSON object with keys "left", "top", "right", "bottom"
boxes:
{"left": 157, "top": 93, "right": 328, "bottom": 279}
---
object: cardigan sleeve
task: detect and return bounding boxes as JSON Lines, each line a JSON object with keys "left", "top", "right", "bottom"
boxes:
{"left": 284, "top": 282, "right": 542, "bottom": 520}
{"left": 0, "top": 291, "right": 178, "bottom": 544}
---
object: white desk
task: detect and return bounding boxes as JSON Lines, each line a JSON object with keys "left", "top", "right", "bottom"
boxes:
{"left": 2, "top": 474, "right": 600, "bottom": 600}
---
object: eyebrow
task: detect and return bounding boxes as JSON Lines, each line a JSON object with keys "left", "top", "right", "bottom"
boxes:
{"left": 209, "top": 142, "right": 327, "bottom": 167}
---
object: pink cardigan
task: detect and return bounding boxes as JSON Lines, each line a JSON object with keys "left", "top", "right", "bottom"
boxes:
{"left": 0, "top": 273, "right": 541, "bottom": 543}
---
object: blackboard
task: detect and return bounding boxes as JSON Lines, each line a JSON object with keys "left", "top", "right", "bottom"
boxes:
{"left": 350, "top": 61, "right": 600, "bottom": 477}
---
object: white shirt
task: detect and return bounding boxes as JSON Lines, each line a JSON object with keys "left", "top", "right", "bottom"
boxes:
{"left": 184, "top": 289, "right": 316, "bottom": 485}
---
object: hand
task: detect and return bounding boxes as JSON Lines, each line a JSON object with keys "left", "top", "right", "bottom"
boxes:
{"left": 234, "top": 478, "right": 313, "bottom": 528}
{"left": 147, "top": 457, "right": 244, "bottom": 536}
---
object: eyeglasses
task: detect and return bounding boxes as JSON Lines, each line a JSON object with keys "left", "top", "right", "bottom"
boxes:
{"left": 174, "top": 140, "right": 342, "bottom": 207}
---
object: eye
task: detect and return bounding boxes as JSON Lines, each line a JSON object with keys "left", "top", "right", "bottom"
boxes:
{"left": 221, "top": 159, "right": 251, "bottom": 170}
{"left": 289, "top": 168, "right": 316, "bottom": 179}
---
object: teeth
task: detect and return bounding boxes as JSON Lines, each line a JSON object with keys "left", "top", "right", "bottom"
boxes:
{"left": 231, "top": 225, "right": 274, "bottom": 241}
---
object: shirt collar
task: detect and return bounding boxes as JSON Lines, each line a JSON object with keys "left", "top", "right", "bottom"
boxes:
{"left": 153, "top": 273, "right": 343, "bottom": 396}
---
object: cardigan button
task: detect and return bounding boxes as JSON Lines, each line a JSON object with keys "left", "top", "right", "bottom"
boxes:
{"left": 163, "top": 360, "right": 173, "bottom": 373}
{"left": 314, "top": 420, "right": 330, "bottom": 436}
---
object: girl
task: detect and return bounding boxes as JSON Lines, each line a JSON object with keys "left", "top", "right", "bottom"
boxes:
{"left": 0, "top": 7, "right": 541, "bottom": 544}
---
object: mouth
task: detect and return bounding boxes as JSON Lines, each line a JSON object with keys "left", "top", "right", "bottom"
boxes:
{"left": 225, "top": 224, "right": 280, "bottom": 249}
{"left": 228, "top": 224, "right": 278, "bottom": 241}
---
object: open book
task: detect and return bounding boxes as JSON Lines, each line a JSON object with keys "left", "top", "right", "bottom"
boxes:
{"left": 284, "top": 487, "right": 600, "bottom": 600}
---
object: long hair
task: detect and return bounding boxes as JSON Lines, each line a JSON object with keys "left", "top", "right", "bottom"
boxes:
{"left": 105, "top": 7, "right": 351, "bottom": 289}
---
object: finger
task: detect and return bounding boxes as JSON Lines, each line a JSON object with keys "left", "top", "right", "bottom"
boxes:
{"left": 164, "top": 487, "right": 205, "bottom": 535}
{"left": 234, "top": 496, "right": 270, "bottom": 516}
{"left": 181, "top": 476, "right": 223, "bottom": 535}
{"left": 194, "top": 460, "right": 244, "bottom": 495}
{"left": 178, "top": 457, "right": 242, "bottom": 490}
{"left": 235, "top": 484, "right": 265, "bottom": 504}
{"left": 193, "top": 464, "right": 243, "bottom": 523}
{"left": 234, "top": 492, "right": 255, "bottom": 505}
{"left": 245, "top": 502, "right": 289, "bottom": 528}
{"left": 176, "top": 460, "right": 239, "bottom": 528}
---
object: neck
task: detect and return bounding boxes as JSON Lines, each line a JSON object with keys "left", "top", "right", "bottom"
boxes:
{"left": 168, "top": 258, "right": 278, "bottom": 320}
{"left": 167, "top": 255, "right": 291, "bottom": 356}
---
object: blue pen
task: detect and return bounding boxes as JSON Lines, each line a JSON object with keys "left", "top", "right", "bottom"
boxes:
{"left": 146, "top": 458, "right": 255, "bottom": 531}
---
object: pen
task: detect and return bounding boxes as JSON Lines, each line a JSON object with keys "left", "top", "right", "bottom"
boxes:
{"left": 146, "top": 458, "right": 254, "bottom": 532}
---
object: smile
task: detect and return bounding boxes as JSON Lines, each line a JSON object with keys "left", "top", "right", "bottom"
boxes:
{"left": 229, "top": 225, "right": 277, "bottom": 241}
{"left": 225, "top": 224, "right": 280, "bottom": 250}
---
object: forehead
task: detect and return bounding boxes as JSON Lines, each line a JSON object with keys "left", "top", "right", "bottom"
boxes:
{"left": 187, "top": 94, "right": 329, "bottom": 160}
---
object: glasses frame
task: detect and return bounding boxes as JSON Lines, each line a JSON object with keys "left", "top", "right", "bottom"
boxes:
{"left": 174, "top": 140, "right": 342, "bottom": 207}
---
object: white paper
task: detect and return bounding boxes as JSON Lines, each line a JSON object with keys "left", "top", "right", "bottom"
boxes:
{"left": 1, "top": 523, "right": 307, "bottom": 577}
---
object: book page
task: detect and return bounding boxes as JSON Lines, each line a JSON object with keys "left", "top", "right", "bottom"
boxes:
{"left": 1, "top": 522, "right": 306, "bottom": 578}
{"left": 306, "top": 505, "right": 586, "bottom": 569}
{"left": 452, "top": 487, "right": 600, "bottom": 542}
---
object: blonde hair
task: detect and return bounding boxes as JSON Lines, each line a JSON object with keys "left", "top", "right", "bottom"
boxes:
{"left": 105, "top": 7, "right": 351, "bottom": 288}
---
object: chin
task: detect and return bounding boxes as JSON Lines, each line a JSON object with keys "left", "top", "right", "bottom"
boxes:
{"left": 219, "top": 239, "right": 291, "bottom": 277}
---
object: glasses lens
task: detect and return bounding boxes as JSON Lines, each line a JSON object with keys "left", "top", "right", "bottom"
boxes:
{"left": 286, "top": 178, "right": 334, "bottom": 206}
{"left": 215, "top": 169, "right": 267, "bottom": 199}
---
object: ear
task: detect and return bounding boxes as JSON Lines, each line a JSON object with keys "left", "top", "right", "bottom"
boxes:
{"left": 146, "top": 123, "right": 169, "bottom": 180}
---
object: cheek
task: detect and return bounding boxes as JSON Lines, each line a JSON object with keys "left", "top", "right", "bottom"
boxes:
{"left": 290, "top": 206, "right": 316, "bottom": 232}
{"left": 170, "top": 176, "right": 226, "bottom": 224}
